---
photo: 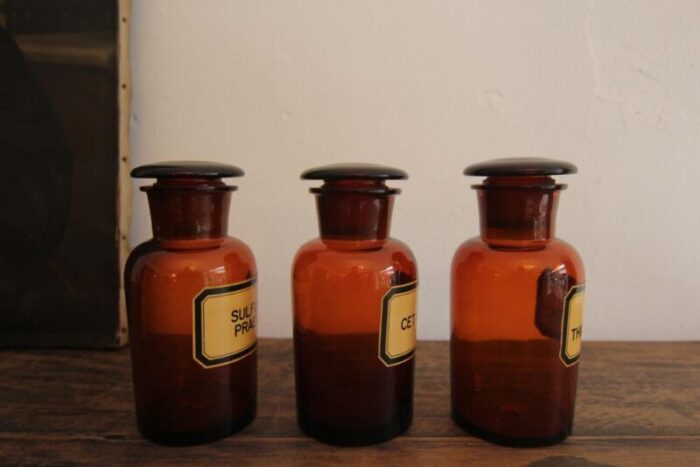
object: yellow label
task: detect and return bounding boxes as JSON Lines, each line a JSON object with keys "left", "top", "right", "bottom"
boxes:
{"left": 379, "top": 281, "right": 417, "bottom": 367}
{"left": 193, "top": 277, "right": 257, "bottom": 369}
{"left": 559, "top": 284, "right": 585, "bottom": 367}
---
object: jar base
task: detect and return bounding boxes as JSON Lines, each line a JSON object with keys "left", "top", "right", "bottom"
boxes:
{"left": 298, "top": 414, "right": 411, "bottom": 446}
{"left": 138, "top": 412, "right": 256, "bottom": 446}
{"left": 451, "top": 410, "right": 570, "bottom": 447}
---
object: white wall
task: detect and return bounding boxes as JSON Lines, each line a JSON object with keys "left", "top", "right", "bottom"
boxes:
{"left": 130, "top": 0, "right": 700, "bottom": 341}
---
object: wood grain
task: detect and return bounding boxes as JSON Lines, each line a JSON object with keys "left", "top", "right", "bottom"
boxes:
{"left": 1, "top": 340, "right": 698, "bottom": 465}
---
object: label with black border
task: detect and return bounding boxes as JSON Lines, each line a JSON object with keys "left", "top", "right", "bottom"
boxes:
{"left": 193, "top": 277, "right": 257, "bottom": 369}
{"left": 378, "top": 281, "right": 417, "bottom": 367}
{"left": 559, "top": 283, "right": 585, "bottom": 367}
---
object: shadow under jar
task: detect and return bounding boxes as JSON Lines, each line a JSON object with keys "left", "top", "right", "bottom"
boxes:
{"left": 292, "top": 164, "right": 418, "bottom": 446}
{"left": 125, "top": 161, "right": 257, "bottom": 445}
{"left": 451, "top": 158, "right": 586, "bottom": 447}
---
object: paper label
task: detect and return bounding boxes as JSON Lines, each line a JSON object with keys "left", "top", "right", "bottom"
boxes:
{"left": 559, "top": 283, "right": 585, "bottom": 367}
{"left": 378, "top": 281, "right": 417, "bottom": 367}
{"left": 193, "top": 277, "right": 257, "bottom": 369}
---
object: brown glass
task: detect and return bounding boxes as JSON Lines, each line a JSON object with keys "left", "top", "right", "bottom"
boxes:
{"left": 451, "top": 176, "right": 585, "bottom": 446}
{"left": 292, "top": 180, "right": 417, "bottom": 446}
{"left": 125, "top": 178, "right": 256, "bottom": 445}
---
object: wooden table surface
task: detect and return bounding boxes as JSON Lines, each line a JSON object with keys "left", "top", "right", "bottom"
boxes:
{"left": 1, "top": 340, "right": 698, "bottom": 466}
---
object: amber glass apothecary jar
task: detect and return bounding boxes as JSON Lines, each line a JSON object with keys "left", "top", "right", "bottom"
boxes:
{"left": 292, "top": 164, "right": 418, "bottom": 446}
{"left": 125, "top": 161, "right": 257, "bottom": 445}
{"left": 451, "top": 158, "right": 585, "bottom": 447}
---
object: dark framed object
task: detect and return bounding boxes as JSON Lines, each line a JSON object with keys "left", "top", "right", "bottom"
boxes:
{"left": 0, "top": 0, "right": 131, "bottom": 348}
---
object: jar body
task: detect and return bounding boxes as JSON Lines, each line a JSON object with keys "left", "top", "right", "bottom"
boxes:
{"left": 451, "top": 237, "right": 585, "bottom": 446}
{"left": 125, "top": 237, "right": 257, "bottom": 445}
{"left": 292, "top": 238, "right": 417, "bottom": 446}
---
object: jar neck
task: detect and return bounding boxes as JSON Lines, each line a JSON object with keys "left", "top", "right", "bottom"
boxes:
{"left": 145, "top": 178, "right": 234, "bottom": 249}
{"left": 476, "top": 176, "right": 562, "bottom": 249}
{"left": 313, "top": 180, "right": 396, "bottom": 248}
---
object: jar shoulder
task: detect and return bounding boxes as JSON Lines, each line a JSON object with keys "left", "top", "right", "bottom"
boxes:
{"left": 386, "top": 237, "right": 416, "bottom": 261}
{"left": 452, "top": 237, "right": 585, "bottom": 281}
{"left": 293, "top": 237, "right": 417, "bottom": 279}
{"left": 126, "top": 237, "right": 257, "bottom": 281}
{"left": 294, "top": 237, "right": 414, "bottom": 257}
{"left": 222, "top": 236, "right": 257, "bottom": 269}
{"left": 125, "top": 239, "right": 159, "bottom": 278}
